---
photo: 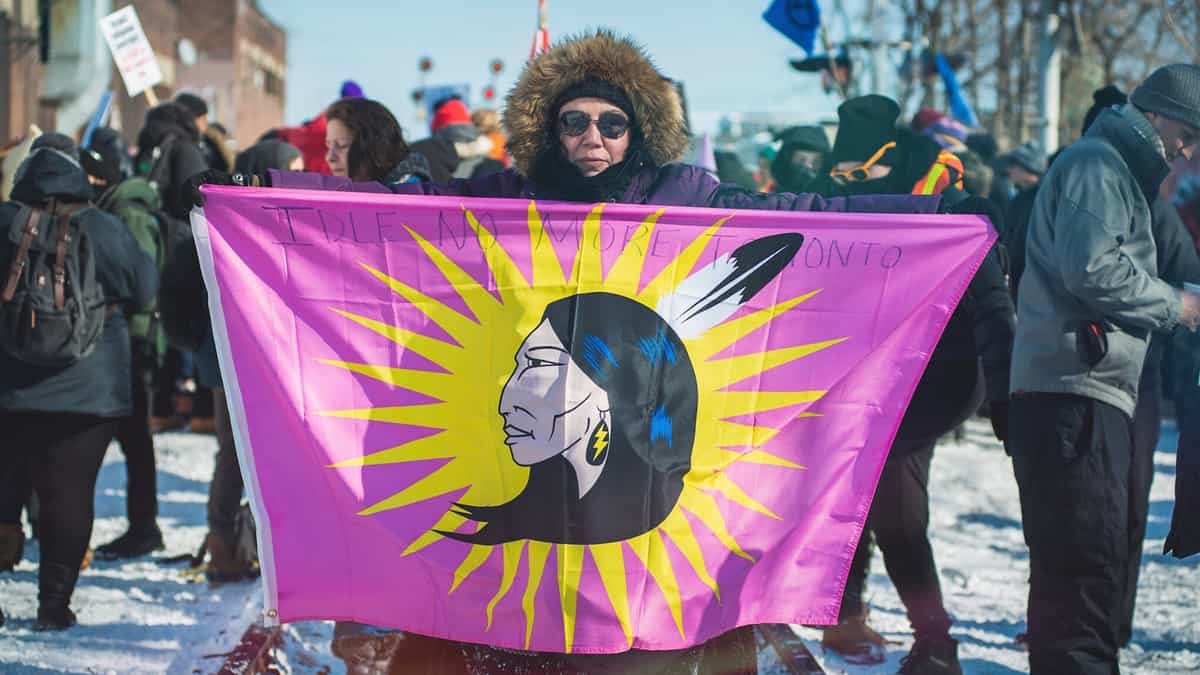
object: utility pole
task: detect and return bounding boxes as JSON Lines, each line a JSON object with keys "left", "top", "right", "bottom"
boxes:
{"left": 1036, "top": 0, "right": 1062, "bottom": 152}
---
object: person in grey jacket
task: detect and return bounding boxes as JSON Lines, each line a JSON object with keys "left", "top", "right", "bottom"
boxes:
{"left": 1007, "top": 64, "right": 1200, "bottom": 675}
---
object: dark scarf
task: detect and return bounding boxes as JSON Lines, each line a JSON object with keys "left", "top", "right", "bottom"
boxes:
{"left": 530, "top": 145, "right": 648, "bottom": 202}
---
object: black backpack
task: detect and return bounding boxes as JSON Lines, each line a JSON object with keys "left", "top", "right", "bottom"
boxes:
{"left": 1, "top": 201, "right": 106, "bottom": 367}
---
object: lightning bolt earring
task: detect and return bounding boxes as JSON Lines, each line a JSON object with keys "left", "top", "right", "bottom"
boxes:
{"left": 588, "top": 418, "right": 610, "bottom": 467}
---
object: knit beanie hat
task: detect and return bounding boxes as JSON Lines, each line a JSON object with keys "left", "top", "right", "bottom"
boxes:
{"left": 1000, "top": 142, "right": 1047, "bottom": 176}
{"left": 1131, "top": 64, "right": 1200, "bottom": 131}
{"left": 911, "top": 107, "right": 945, "bottom": 133}
{"left": 431, "top": 98, "right": 472, "bottom": 133}
{"left": 832, "top": 95, "right": 901, "bottom": 164}
{"left": 340, "top": 80, "right": 364, "bottom": 99}
{"left": 925, "top": 118, "right": 969, "bottom": 150}
{"left": 776, "top": 126, "right": 831, "bottom": 154}
{"left": 552, "top": 78, "right": 637, "bottom": 122}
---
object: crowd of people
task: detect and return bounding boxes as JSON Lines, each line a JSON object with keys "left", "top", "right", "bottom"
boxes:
{"left": 1, "top": 28, "right": 1199, "bottom": 675}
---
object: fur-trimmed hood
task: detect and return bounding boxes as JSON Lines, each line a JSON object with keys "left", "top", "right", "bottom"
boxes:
{"left": 503, "top": 30, "right": 689, "bottom": 176}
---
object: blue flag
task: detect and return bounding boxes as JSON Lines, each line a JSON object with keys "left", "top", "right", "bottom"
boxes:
{"left": 763, "top": 0, "right": 821, "bottom": 56}
{"left": 935, "top": 53, "right": 979, "bottom": 128}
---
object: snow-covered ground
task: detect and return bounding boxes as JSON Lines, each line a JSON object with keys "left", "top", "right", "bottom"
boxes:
{"left": 1, "top": 419, "right": 1197, "bottom": 674}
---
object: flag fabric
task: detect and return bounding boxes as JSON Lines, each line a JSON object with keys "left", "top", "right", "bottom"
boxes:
{"left": 529, "top": 0, "right": 550, "bottom": 60}
{"left": 194, "top": 186, "right": 994, "bottom": 654}
{"left": 935, "top": 53, "right": 979, "bottom": 128}
{"left": 763, "top": 0, "right": 821, "bottom": 56}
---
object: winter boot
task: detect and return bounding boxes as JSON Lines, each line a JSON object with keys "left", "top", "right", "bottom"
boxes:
{"left": 95, "top": 525, "right": 165, "bottom": 560}
{"left": 820, "top": 609, "right": 888, "bottom": 665}
{"left": 0, "top": 524, "right": 25, "bottom": 572}
{"left": 35, "top": 561, "right": 80, "bottom": 631}
{"left": 898, "top": 636, "right": 962, "bottom": 675}
{"left": 205, "top": 531, "right": 254, "bottom": 583}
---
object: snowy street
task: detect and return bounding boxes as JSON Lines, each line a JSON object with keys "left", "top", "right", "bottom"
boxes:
{"left": 1, "top": 418, "right": 1197, "bottom": 674}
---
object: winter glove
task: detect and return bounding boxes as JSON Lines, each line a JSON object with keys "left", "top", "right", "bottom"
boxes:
{"left": 184, "top": 169, "right": 270, "bottom": 208}
{"left": 989, "top": 400, "right": 1009, "bottom": 443}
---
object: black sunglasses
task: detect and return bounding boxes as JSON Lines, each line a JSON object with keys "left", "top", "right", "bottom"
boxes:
{"left": 558, "top": 110, "right": 631, "bottom": 139}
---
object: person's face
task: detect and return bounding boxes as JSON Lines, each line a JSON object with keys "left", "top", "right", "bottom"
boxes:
{"left": 195, "top": 114, "right": 209, "bottom": 134}
{"left": 791, "top": 149, "right": 822, "bottom": 172}
{"left": 1007, "top": 163, "right": 1040, "bottom": 189}
{"left": 288, "top": 155, "right": 304, "bottom": 172}
{"left": 499, "top": 319, "right": 610, "bottom": 466}
{"left": 557, "top": 97, "right": 631, "bottom": 177}
{"left": 325, "top": 118, "right": 353, "bottom": 178}
{"left": 1146, "top": 112, "right": 1199, "bottom": 162}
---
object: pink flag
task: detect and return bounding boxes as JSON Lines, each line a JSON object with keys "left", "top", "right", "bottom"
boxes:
{"left": 195, "top": 186, "right": 993, "bottom": 654}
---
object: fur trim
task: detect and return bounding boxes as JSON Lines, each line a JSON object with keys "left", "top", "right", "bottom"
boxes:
{"left": 502, "top": 30, "right": 688, "bottom": 176}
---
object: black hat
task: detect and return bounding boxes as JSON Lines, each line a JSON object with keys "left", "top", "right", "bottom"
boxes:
{"left": 552, "top": 78, "right": 636, "bottom": 122}
{"left": 174, "top": 92, "right": 209, "bottom": 120}
{"left": 80, "top": 127, "right": 130, "bottom": 184}
{"left": 1083, "top": 85, "right": 1128, "bottom": 135}
{"left": 831, "top": 95, "right": 901, "bottom": 164}
{"left": 31, "top": 132, "right": 79, "bottom": 159}
{"left": 776, "top": 126, "right": 831, "bottom": 154}
{"left": 1131, "top": 64, "right": 1200, "bottom": 131}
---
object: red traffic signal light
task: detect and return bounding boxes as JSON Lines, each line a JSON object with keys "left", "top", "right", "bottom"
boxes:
{"left": 483, "top": 86, "right": 496, "bottom": 101}
{"left": 418, "top": 57, "right": 433, "bottom": 72}
{"left": 490, "top": 59, "right": 504, "bottom": 74}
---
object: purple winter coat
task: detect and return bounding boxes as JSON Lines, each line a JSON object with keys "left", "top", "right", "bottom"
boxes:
{"left": 269, "top": 163, "right": 941, "bottom": 215}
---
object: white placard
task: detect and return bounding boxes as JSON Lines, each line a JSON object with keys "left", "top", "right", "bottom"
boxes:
{"left": 99, "top": 6, "right": 164, "bottom": 97}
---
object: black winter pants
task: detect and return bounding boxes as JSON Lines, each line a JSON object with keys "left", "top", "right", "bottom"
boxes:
{"left": 207, "top": 387, "right": 244, "bottom": 543}
{"left": 839, "top": 440, "right": 952, "bottom": 640}
{"left": 1120, "top": 384, "right": 1159, "bottom": 646}
{"left": 0, "top": 412, "right": 117, "bottom": 602}
{"left": 1010, "top": 393, "right": 1132, "bottom": 675}
{"left": 113, "top": 341, "right": 158, "bottom": 529}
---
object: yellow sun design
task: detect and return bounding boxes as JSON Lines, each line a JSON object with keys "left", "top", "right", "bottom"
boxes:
{"left": 317, "top": 201, "right": 843, "bottom": 651}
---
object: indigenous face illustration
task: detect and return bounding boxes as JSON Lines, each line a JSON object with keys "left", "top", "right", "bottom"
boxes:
{"left": 445, "top": 292, "right": 698, "bottom": 546}
{"left": 433, "top": 232, "right": 805, "bottom": 547}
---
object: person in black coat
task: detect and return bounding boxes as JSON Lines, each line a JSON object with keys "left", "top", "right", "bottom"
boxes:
{"left": 0, "top": 134, "right": 158, "bottom": 630}
{"left": 134, "top": 102, "right": 210, "bottom": 223}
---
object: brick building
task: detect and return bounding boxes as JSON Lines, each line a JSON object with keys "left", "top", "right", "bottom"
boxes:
{"left": 0, "top": 0, "right": 43, "bottom": 143}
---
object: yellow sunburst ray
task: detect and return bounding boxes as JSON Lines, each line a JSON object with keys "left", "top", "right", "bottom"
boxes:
{"left": 486, "top": 541, "right": 526, "bottom": 630}
{"left": 318, "top": 402, "right": 452, "bottom": 427}
{"left": 464, "top": 206, "right": 530, "bottom": 298}
{"left": 690, "top": 290, "right": 822, "bottom": 360}
{"left": 404, "top": 516, "right": 466, "bottom": 556}
{"left": 710, "top": 390, "right": 826, "bottom": 418}
{"left": 451, "top": 545, "right": 492, "bottom": 593}
{"left": 711, "top": 419, "right": 783, "bottom": 448}
{"left": 659, "top": 509, "right": 721, "bottom": 603}
{"left": 678, "top": 489, "right": 756, "bottom": 562}
{"left": 526, "top": 201, "right": 567, "bottom": 288}
{"left": 719, "top": 448, "right": 806, "bottom": 470}
{"left": 356, "top": 463, "right": 466, "bottom": 516}
{"left": 327, "top": 434, "right": 454, "bottom": 468}
{"left": 589, "top": 542, "right": 634, "bottom": 648}
{"left": 356, "top": 262, "right": 479, "bottom": 340}
{"left": 605, "top": 208, "right": 664, "bottom": 289}
{"left": 522, "top": 541, "right": 553, "bottom": 649}
{"left": 637, "top": 216, "right": 731, "bottom": 303}
{"left": 705, "top": 338, "right": 848, "bottom": 387}
{"left": 316, "top": 359, "right": 454, "bottom": 398}
{"left": 558, "top": 544, "right": 585, "bottom": 652}
{"left": 329, "top": 308, "right": 461, "bottom": 365}
{"left": 570, "top": 203, "right": 607, "bottom": 290}
{"left": 692, "top": 472, "right": 782, "bottom": 521}
{"left": 400, "top": 225, "right": 499, "bottom": 318}
{"left": 626, "top": 531, "right": 686, "bottom": 640}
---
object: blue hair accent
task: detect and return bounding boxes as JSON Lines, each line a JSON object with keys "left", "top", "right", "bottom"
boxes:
{"left": 638, "top": 330, "right": 678, "bottom": 366}
{"left": 650, "top": 405, "right": 673, "bottom": 448}
{"left": 581, "top": 334, "right": 619, "bottom": 374}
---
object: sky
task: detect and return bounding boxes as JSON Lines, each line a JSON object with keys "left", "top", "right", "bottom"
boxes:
{"left": 255, "top": 0, "right": 849, "bottom": 136}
